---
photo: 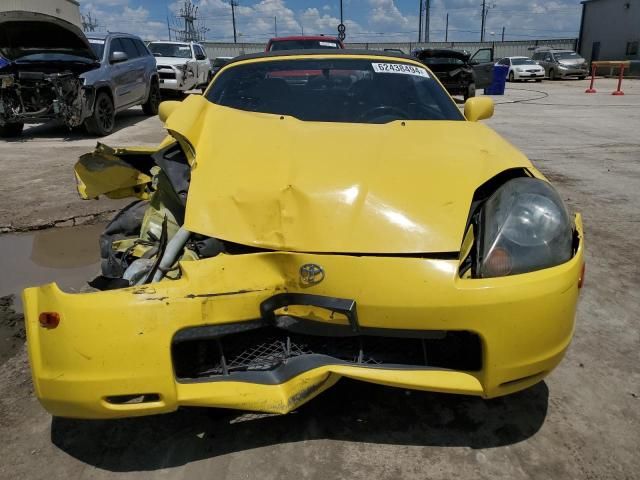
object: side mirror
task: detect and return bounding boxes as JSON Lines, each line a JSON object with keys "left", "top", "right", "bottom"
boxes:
{"left": 464, "top": 97, "right": 494, "bottom": 122}
{"left": 110, "top": 51, "right": 128, "bottom": 63}
{"left": 158, "top": 100, "right": 181, "bottom": 123}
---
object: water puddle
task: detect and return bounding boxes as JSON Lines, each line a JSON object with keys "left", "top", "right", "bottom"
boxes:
{"left": 0, "top": 223, "right": 104, "bottom": 312}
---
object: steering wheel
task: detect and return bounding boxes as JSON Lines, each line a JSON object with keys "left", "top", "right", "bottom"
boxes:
{"left": 358, "top": 105, "right": 409, "bottom": 122}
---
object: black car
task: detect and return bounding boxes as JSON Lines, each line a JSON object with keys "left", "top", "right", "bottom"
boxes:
{"left": 413, "top": 48, "right": 494, "bottom": 100}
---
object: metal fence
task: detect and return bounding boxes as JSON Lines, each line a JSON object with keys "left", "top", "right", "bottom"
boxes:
{"left": 202, "top": 38, "right": 578, "bottom": 60}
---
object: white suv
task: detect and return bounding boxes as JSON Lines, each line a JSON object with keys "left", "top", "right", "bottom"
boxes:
{"left": 148, "top": 41, "right": 212, "bottom": 93}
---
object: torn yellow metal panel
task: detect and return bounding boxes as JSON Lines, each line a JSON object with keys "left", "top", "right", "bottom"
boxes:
{"left": 75, "top": 143, "right": 153, "bottom": 200}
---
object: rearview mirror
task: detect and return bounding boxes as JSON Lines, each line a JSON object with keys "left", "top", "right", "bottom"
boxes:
{"left": 110, "top": 51, "right": 128, "bottom": 63}
{"left": 158, "top": 100, "right": 181, "bottom": 123}
{"left": 464, "top": 97, "right": 494, "bottom": 122}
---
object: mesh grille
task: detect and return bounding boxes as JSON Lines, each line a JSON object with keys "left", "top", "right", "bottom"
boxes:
{"left": 173, "top": 326, "right": 482, "bottom": 380}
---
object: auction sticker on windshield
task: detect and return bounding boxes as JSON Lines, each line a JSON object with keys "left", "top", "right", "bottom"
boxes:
{"left": 372, "top": 63, "right": 429, "bottom": 78}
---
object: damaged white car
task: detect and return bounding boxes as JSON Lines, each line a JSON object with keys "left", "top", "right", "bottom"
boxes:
{"left": 0, "top": 10, "right": 100, "bottom": 137}
{"left": 148, "top": 41, "right": 212, "bottom": 94}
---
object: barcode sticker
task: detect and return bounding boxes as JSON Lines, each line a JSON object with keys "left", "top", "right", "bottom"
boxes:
{"left": 371, "top": 63, "right": 429, "bottom": 78}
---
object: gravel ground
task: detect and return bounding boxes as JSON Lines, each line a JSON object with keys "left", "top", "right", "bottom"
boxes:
{"left": 0, "top": 79, "right": 638, "bottom": 479}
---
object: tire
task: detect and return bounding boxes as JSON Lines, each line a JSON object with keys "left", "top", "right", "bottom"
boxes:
{"left": 549, "top": 69, "right": 556, "bottom": 80}
{"left": 84, "top": 92, "right": 115, "bottom": 136}
{"left": 142, "top": 80, "right": 160, "bottom": 116}
{"left": 508, "top": 71, "right": 515, "bottom": 82}
{"left": 535, "top": 79, "right": 542, "bottom": 82}
{"left": 463, "top": 83, "right": 476, "bottom": 101}
{"left": 0, "top": 122, "right": 24, "bottom": 137}
{"left": 578, "top": 76, "right": 586, "bottom": 80}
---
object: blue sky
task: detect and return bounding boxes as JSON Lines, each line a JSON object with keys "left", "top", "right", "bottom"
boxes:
{"left": 79, "top": 0, "right": 583, "bottom": 43}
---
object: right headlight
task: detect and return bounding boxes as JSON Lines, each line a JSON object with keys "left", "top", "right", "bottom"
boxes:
{"left": 477, "top": 177, "right": 573, "bottom": 278}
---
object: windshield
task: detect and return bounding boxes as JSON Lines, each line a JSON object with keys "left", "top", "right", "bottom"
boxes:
{"left": 207, "top": 58, "right": 464, "bottom": 124}
{"left": 422, "top": 57, "right": 465, "bottom": 65}
{"left": 213, "top": 57, "right": 231, "bottom": 67}
{"left": 512, "top": 58, "right": 537, "bottom": 66}
{"left": 555, "top": 52, "right": 582, "bottom": 61}
{"left": 88, "top": 40, "right": 105, "bottom": 60}
{"left": 149, "top": 43, "right": 192, "bottom": 58}
{"left": 270, "top": 40, "right": 340, "bottom": 51}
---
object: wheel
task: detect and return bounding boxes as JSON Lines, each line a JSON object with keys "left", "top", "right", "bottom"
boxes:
{"left": 463, "top": 83, "right": 476, "bottom": 101}
{"left": 85, "top": 92, "right": 115, "bottom": 136}
{"left": 142, "top": 80, "right": 160, "bottom": 116}
{"left": 508, "top": 71, "right": 515, "bottom": 82}
{"left": 535, "top": 79, "right": 542, "bottom": 82}
{"left": 0, "top": 122, "right": 24, "bottom": 137}
{"left": 578, "top": 76, "right": 586, "bottom": 80}
{"left": 549, "top": 69, "right": 556, "bottom": 80}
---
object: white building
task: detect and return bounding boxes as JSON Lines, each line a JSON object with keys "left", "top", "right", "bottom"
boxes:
{"left": 0, "top": 0, "right": 81, "bottom": 28}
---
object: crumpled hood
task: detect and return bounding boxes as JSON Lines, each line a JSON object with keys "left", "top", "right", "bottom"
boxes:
{"left": 0, "top": 11, "right": 97, "bottom": 66}
{"left": 168, "top": 96, "right": 532, "bottom": 254}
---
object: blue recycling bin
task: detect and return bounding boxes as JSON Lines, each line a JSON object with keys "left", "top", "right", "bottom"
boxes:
{"left": 484, "top": 64, "right": 509, "bottom": 95}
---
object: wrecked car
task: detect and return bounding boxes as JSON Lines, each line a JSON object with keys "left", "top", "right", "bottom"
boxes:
{"left": 0, "top": 10, "right": 100, "bottom": 137}
{"left": 148, "top": 41, "right": 212, "bottom": 94}
{"left": 413, "top": 48, "right": 494, "bottom": 100}
{"left": 23, "top": 50, "right": 584, "bottom": 419}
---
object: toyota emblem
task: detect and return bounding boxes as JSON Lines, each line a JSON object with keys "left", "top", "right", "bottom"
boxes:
{"left": 299, "top": 263, "right": 325, "bottom": 285}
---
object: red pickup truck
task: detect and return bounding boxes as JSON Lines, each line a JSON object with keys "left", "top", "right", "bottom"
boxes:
{"left": 265, "top": 36, "right": 344, "bottom": 52}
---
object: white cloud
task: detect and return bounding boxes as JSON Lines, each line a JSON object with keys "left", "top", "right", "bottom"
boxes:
{"left": 79, "top": 1, "right": 168, "bottom": 40}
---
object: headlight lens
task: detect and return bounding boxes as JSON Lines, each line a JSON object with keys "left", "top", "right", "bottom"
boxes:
{"left": 478, "top": 178, "right": 572, "bottom": 277}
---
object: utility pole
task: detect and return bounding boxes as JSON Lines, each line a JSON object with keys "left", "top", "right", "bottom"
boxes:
{"left": 418, "top": 0, "right": 423, "bottom": 42}
{"left": 424, "top": 0, "right": 430, "bottom": 42}
{"left": 445, "top": 12, "right": 449, "bottom": 42}
{"left": 274, "top": 16, "right": 277, "bottom": 37}
{"left": 167, "top": 14, "right": 172, "bottom": 40}
{"left": 230, "top": 1, "right": 238, "bottom": 43}
{"left": 480, "top": 0, "right": 486, "bottom": 42}
{"left": 501, "top": 26, "right": 505, "bottom": 41}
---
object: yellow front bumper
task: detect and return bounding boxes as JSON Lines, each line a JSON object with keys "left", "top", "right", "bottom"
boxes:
{"left": 23, "top": 216, "right": 584, "bottom": 419}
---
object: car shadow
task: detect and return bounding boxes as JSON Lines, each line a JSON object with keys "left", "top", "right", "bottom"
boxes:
{"left": 4, "top": 108, "right": 153, "bottom": 143}
{"left": 51, "top": 379, "right": 549, "bottom": 472}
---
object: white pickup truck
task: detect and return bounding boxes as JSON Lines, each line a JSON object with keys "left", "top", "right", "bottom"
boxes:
{"left": 148, "top": 41, "right": 212, "bottom": 93}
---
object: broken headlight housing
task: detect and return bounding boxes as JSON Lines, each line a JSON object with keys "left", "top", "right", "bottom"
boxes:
{"left": 477, "top": 177, "right": 572, "bottom": 278}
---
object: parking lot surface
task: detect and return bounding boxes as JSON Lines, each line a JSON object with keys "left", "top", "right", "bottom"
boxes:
{"left": 0, "top": 79, "right": 638, "bottom": 479}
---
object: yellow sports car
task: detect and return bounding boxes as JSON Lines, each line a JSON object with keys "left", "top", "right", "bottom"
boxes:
{"left": 23, "top": 51, "right": 584, "bottom": 419}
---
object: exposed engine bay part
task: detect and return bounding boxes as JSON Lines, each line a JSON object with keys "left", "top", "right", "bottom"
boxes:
{"left": 0, "top": 71, "right": 93, "bottom": 128}
{"left": 151, "top": 227, "right": 191, "bottom": 283}
{"left": 84, "top": 142, "right": 197, "bottom": 289}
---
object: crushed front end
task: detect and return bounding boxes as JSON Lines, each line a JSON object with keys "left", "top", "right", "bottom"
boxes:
{"left": 23, "top": 137, "right": 584, "bottom": 419}
{"left": 0, "top": 70, "right": 93, "bottom": 128}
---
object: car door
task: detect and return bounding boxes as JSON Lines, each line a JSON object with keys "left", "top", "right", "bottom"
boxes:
{"left": 108, "top": 38, "right": 136, "bottom": 108}
{"left": 194, "top": 45, "right": 209, "bottom": 84}
{"left": 469, "top": 47, "right": 494, "bottom": 89}
{"left": 541, "top": 52, "right": 553, "bottom": 75}
{"left": 119, "top": 38, "right": 147, "bottom": 104}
